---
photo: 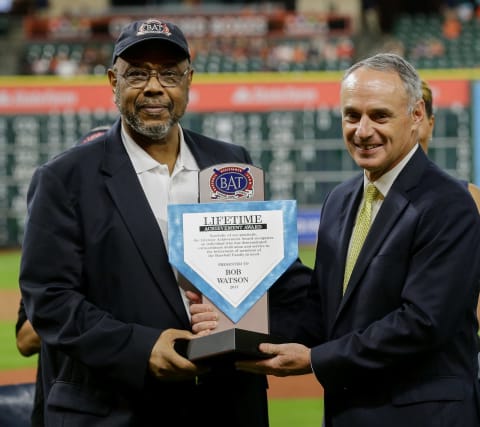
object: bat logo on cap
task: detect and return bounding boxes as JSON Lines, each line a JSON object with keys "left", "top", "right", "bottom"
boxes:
{"left": 136, "top": 19, "right": 172, "bottom": 37}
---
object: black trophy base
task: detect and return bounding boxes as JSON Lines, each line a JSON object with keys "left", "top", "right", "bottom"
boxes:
{"left": 176, "top": 328, "right": 284, "bottom": 364}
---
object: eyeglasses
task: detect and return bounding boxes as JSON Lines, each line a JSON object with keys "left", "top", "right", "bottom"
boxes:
{"left": 118, "top": 67, "right": 191, "bottom": 89}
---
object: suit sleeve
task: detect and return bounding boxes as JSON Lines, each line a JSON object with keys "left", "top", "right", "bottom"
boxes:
{"left": 269, "top": 259, "right": 313, "bottom": 340}
{"left": 20, "top": 165, "right": 160, "bottom": 391}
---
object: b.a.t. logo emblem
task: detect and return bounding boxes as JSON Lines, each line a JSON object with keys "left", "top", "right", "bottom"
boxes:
{"left": 209, "top": 166, "right": 254, "bottom": 200}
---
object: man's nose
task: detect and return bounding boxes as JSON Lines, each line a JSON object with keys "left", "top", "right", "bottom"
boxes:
{"left": 355, "top": 116, "right": 373, "bottom": 139}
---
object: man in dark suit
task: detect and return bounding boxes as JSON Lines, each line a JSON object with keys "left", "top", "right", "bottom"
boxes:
{"left": 234, "top": 53, "right": 480, "bottom": 426}
{"left": 19, "top": 18, "right": 310, "bottom": 427}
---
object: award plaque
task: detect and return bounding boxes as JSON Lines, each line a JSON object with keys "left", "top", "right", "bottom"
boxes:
{"left": 168, "top": 163, "right": 298, "bottom": 362}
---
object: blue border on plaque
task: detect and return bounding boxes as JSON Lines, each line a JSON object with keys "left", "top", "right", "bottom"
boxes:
{"left": 168, "top": 200, "right": 298, "bottom": 323}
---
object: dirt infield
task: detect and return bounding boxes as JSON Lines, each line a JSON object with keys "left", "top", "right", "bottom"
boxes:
{"left": 0, "top": 367, "right": 37, "bottom": 386}
{"left": 0, "top": 289, "right": 20, "bottom": 320}
{"left": 268, "top": 374, "right": 324, "bottom": 398}
{"left": 0, "top": 289, "right": 324, "bottom": 398}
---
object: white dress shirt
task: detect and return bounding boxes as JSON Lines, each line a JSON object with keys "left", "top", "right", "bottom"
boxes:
{"left": 121, "top": 123, "right": 199, "bottom": 318}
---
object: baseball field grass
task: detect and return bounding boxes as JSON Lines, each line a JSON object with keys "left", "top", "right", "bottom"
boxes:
{"left": 0, "top": 247, "right": 323, "bottom": 426}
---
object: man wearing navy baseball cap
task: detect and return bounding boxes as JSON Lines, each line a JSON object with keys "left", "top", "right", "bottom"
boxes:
{"left": 20, "top": 16, "right": 311, "bottom": 427}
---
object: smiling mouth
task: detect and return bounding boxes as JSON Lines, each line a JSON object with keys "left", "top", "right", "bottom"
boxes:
{"left": 355, "top": 144, "right": 381, "bottom": 150}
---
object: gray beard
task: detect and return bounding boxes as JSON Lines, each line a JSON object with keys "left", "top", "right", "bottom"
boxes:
{"left": 115, "top": 91, "right": 178, "bottom": 141}
{"left": 122, "top": 109, "right": 176, "bottom": 140}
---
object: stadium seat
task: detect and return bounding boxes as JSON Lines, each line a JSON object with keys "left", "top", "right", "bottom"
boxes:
{"left": 0, "top": 383, "right": 35, "bottom": 427}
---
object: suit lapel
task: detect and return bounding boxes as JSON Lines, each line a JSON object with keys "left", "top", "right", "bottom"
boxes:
{"left": 327, "top": 181, "right": 363, "bottom": 328}
{"left": 337, "top": 180, "right": 363, "bottom": 274}
{"left": 334, "top": 148, "right": 426, "bottom": 322}
{"left": 100, "top": 122, "right": 190, "bottom": 326}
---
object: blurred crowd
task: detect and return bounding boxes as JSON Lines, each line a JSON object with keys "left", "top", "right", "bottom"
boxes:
{"left": 5, "top": 0, "right": 480, "bottom": 75}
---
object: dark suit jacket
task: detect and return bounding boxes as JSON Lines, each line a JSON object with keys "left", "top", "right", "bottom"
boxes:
{"left": 19, "top": 119, "right": 310, "bottom": 427}
{"left": 296, "top": 147, "right": 480, "bottom": 427}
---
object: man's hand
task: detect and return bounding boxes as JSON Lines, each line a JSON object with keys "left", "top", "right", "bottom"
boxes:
{"left": 16, "top": 320, "right": 41, "bottom": 357}
{"left": 186, "top": 290, "right": 219, "bottom": 336}
{"left": 148, "top": 328, "right": 204, "bottom": 381}
{"left": 235, "top": 342, "right": 312, "bottom": 377}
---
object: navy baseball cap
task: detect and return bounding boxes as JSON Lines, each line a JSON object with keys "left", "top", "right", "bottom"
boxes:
{"left": 112, "top": 19, "right": 190, "bottom": 64}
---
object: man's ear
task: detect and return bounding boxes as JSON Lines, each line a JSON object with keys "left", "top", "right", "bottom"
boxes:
{"left": 412, "top": 99, "right": 425, "bottom": 125}
{"left": 107, "top": 69, "right": 117, "bottom": 94}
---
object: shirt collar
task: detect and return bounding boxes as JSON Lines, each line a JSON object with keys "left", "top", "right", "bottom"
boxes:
{"left": 363, "top": 143, "right": 419, "bottom": 198}
{"left": 120, "top": 123, "right": 198, "bottom": 174}
{"left": 177, "top": 128, "right": 199, "bottom": 173}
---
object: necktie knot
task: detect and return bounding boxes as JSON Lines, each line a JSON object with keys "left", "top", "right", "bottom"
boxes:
{"left": 365, "top": 183, "right": 380, "bottom": 204}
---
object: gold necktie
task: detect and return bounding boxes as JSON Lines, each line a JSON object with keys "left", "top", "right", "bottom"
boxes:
{"left": 343, "top": 183, "right": 380, "bottom": 293}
